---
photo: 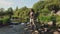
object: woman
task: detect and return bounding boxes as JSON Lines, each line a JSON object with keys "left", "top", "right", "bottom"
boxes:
{"left": 29, "top": 9, "right": 36, "bottom": 31}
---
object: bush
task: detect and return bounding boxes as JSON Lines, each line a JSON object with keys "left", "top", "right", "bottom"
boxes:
{"left": 0, "top": 16, "right": 10, "bottom": 25}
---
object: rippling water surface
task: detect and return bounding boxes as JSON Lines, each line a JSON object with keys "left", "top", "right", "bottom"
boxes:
{"left": 0, "top": 24, "right": 27, "bottom": 34}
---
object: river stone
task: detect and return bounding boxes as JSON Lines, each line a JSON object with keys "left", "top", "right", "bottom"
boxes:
{"left": 53, "top": 31, "right": 59, "bottom": 34}
{"left": 48, "top": 21, "right": 53, "bottom": 26}
{"left": 32, "top": 30, "right": 39, "bottom": 34}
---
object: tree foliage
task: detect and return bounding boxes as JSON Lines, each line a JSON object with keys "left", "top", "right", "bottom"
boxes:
{"left": 33, "top": 0, "right": 60, "bottom": 24}
{"left": 13, "top": 6, "right": 30, "bottom": 22}
{"left": 0, "top": 0, "right": 60, "bottom": 25}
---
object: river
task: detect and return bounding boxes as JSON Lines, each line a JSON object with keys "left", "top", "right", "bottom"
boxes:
{"left": 0, "top": 23, "right": 31, "bottom": 34}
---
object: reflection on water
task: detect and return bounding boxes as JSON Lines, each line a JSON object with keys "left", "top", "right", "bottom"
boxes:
{"left": 0, "top": 23, "right": 27, "bottom": 34}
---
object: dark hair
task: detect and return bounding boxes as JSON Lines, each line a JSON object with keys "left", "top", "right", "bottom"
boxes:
{"left": 30, "top": 9, "right": 34, "bottom": 13}
{"left": 28, "top": 9, "right": 34, "bottom": 16}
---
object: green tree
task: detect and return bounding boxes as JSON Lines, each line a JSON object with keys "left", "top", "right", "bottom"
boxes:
{"left": 0, "top": 8, "right": 5, "bottom": 16}
{"left": 15, "top": 6, "right": 18, "bottom": 11}
{"left": 7, "top": 7, "right": 13, "bottom": 18}
{"left": 33, "top": 0, "right": 60, "bottom": 24}
{"left": 14, "top": 6, "right": 30, "bottom": 22}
